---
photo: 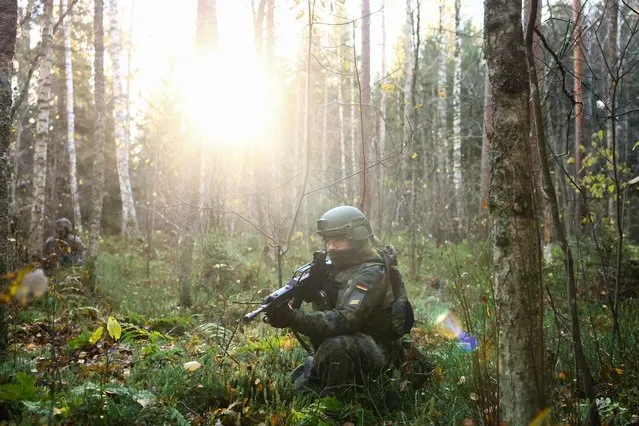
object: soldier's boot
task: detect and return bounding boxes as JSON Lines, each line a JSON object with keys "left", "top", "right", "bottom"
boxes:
{"left": 290, "top": 355, "right": 315, "bottom": 391}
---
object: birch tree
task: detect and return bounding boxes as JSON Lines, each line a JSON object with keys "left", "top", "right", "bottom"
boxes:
{"left": 62, "top": 0, "right": 81, "bottom": 232}
{"left": 110, "top": 0, "right": 138, "bottom": 235}
{"left": 435, "top": 0, "right": 448, "bottom": 242}
{"left": 484, "top": 0, "right": 544, "bottom": 422}
{"left": 357, "top": 0, "right": 372, "bottom": 215}
{"left": 452, "top": 0, "right": 462, "bottom": 234}
{"left": 28, "top": 0, "right": 53, "bottom": 259}
{"left": 0, "top": 0, "right": 18, "bottom": 360}
{"left": 88, "top": 0, "right": 106, "bottom": 287}
{"left": 604, "top": 0, "right": 618, "bottom": 219}
{"left": 408, "top": 0, "right": 421, "bottom": 279}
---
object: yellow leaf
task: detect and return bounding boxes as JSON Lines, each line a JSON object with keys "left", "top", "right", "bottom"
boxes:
{"left": 89, "top": 326, "right": 104, "bottom": 345}
{"left": 557, "top": 371, "right": 566, "bottom": 380}
{"left": 107, "top": 316, "right": 122, "bottom": 341}
{"left": 411, "top": 152, "right": 418, "bottom": 159}
{"left": 615, "top": 367, "right": 623, "bottom": 375}
{"left": 183, "top": 361, "right": 202, "bottom": 372}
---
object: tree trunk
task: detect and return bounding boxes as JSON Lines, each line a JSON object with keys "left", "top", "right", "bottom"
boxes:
{"left": 484, "top": 0, "right": 544, "bottom": 423}
{"left": 605, "top": 0, "right": 617, "bottom": 220}
{"left": 337, "top": 32, "right": 346, "bottom": 199}
{"left": 88, "top": 0, "right": 106, "bottom": 289}
{"left": 479, "top": 68, "right": 491, "bottom": 214}
{"left": 178, "top": 0, "right": 219, "bottom": 307}
{"left": 376, "top": 0, "right": 386, "bottom": 230}
{"left": 28, "top": 0, "right": 53, "bottom": 259}
{"left": 435, "top": 1, "right": 448, "bottom": 243}
{"left": 573, "top": 0, "right": 586, "bottom": 224}
{"left": 0, "top": 0, "right": 18, "bottom": 361}
{"left": 356, "top": 0, "right": 371, "bottom": 215}
{"left": 110, "top": 0, "right": 138, "bottom": 235}
{"left": 62, "top": 0, "right": 81, "bottom": 232}
{"left": 402, "top": 0, "right": 413, "bottom": 202}
{"left": 525, "top": 2, "right": 600, "bottom": 423}
{"left": 408, "top": 0, "right": 421, "bottom": 280}
{"left": 452, "top": 0, "right": 462, "bottom": 236}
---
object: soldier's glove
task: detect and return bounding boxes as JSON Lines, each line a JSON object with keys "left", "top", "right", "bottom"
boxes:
{"left": 265, "top": 302, "right": 296, "bottom": 329}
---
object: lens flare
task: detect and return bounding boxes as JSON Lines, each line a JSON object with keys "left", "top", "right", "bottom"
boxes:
{"left": 435, "top": 310, "right": 478, "bottom": 351}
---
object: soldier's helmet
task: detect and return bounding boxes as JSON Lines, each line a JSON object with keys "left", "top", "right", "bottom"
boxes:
{"left": 316, "top": 206, "right": 373, "bottom": 242}
{"left": 56, "top": 218, "right": 72, "bottom": 232}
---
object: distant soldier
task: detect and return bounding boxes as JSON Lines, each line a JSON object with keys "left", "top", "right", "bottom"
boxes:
{"left": 43, "top": 218, "right": 85, "bottom": 267}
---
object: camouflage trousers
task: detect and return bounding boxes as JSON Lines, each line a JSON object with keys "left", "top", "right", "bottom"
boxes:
{"left": 292, "top": 333, "right": 402, "bottom": 394}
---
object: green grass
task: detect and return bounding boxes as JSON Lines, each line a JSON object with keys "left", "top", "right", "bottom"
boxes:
{"left": 1, "top": 234, "right": 638, "bottom": 424}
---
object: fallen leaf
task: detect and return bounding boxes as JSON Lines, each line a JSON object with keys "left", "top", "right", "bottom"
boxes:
{"left": 183, "top": 361, "right": 202, "bottom": 372}
{"left": 136, "top": 397, "right": 151, "bottom": 407}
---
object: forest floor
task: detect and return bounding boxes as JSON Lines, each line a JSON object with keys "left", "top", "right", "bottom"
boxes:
{"left": 1, "top": 234, "right": 638, "bottom": 425}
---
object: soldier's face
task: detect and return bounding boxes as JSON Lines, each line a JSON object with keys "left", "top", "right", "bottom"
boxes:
{"left": 325, "top": 238, "right": 352, "bottom": 252}
{"left": 56, "top": 225, "right": 67, "bottom": 238}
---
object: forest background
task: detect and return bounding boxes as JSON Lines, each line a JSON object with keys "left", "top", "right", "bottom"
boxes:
{"left": 0, "top": 0, "right": 638, "bottom": 424}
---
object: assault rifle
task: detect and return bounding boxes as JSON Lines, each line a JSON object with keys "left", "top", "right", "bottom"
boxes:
{"left": 243, "top": 250, "right": 330, "bottom": 323}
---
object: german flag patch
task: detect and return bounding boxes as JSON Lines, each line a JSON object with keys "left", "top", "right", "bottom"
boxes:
{"left": 355, "top": 283, "right": 369, "bottom": 292}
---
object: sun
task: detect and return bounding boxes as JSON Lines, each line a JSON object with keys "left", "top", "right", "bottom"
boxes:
{"left": 181, "top": 47, "right": 279, "bottom": 151}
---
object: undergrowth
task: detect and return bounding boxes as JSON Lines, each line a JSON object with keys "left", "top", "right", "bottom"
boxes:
{"left": 0, "top": 233, "right": 637, "bottom": 424}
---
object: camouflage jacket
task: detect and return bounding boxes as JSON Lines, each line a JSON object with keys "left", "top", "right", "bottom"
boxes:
{"left": 290, "top": 255, "right": 396, "bottom": 343}
{"left": 43, "top": 234, "right": 85, "bottom": 267}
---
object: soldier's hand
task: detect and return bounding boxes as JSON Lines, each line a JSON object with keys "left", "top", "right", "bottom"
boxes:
{"left": 265, "top": 302, "right": 296, "bottom": 329}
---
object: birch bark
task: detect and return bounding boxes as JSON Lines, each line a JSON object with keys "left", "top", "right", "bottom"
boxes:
{"left": 110, "top": 0, "right": 138, "bottom": 235}
{"left": 62, "top": 0, "right": 81, "bottom": 231}
{"left": 452, "top": 0, "right": 462, "bottom": 234}
{"left": 28, "top": 0, "right": 53, "bottom": 258}
{"left": 484, "top": 0, "right": 544, "bottom": 422}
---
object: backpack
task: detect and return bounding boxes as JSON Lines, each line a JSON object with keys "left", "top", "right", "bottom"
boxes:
{"left": 380, "top": 245, "right": 415, "bottom": 338}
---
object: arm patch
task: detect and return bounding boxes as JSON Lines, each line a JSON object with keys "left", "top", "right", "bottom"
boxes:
{"left": 347, "top": 288, "right": 367, "bottom": 310}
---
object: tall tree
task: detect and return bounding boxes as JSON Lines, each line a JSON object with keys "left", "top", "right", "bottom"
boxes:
{"left": 110, "top": 0, "right": 138, "bottom": 235}
{"left": 376, "top": 0, "right": 386, "bottom": 229}
{"left": 484, "top": 0, "right": 545, "bottom": 422}
{"left": 452, "top": 0, "right": 462, "bottom": 235}
{"left": 88, "top": 0, "right": 106, "bottom": 287}
{"left": 408, "top": 0, "right": 421, "bottom": 279}
{"left": 525, "top": 1, "right": 600, "bottom": 423}
{"left": 573, "top": 0, "right": 586, "bottom": 223}
{"left": 435, "top": 0, "right": 448, "bottom": 243}
{"left": 357, "top": 0, "right": 372, "bottom": 215}
{"left": 178, "top": 0, "right": 218, "bottom": 307}
{"left": 0, "top": 0, "right": 18, "bottom": 360}
{"left": 11, "top": 0, "right": 34, "bottom": 227}
{"left": 62, "top": 0, "right": 81, "bottom": 232}
{"left": 28, "top": 0, "right": 54, "bottom": 259}
{"left": 604, "top": 0, "right": 618, "bottom": 219}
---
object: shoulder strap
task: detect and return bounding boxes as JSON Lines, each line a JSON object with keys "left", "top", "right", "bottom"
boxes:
{"left": 382, "top": 254, "right": 403, "bottom": 302}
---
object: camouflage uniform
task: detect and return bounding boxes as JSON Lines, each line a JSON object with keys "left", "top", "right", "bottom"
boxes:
{"left": 289, "top": 250, "right": 403, "bottom": 392}
{"left": 43, "top": 218, "right": 85, "bottom": 267}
